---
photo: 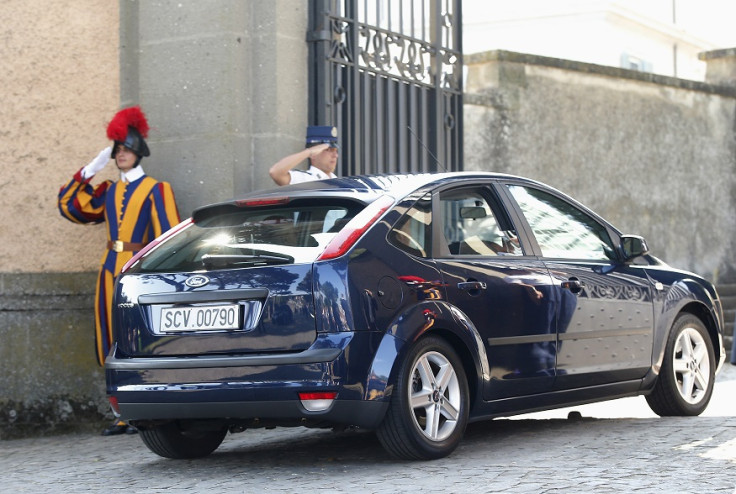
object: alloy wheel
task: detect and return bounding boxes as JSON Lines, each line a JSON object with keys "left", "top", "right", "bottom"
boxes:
{"left": 672, "top": 326, "right": 711, "bottom": 405}
{"left": 408, "top": 350, "right": 462, "bottom": 442}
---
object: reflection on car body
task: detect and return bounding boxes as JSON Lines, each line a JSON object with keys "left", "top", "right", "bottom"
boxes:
{"left": 106, "top": 172, "right": 725, "bottom": 460}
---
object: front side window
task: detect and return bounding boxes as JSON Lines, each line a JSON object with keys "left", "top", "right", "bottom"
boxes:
{"left": 135, "top": 200, "right": 364, "bottom": 272}
{"left": 508, "top": 185, "right": 614, "bottom": 261}
{"left": 440, "top": 188, "right": 522, "bottom": 256}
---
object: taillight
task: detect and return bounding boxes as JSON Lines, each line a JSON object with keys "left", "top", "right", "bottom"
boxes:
{"left": 317, "top": 195, "right": 394, "bottom": 261}
{"left": 298, "top": 392, "right": 337, "bottom": 412}
{"left": 120, "top": 218, "right": 194, "bottom": 274}
{"left": 108, "top": 396, "right": 121, "bottom": 416}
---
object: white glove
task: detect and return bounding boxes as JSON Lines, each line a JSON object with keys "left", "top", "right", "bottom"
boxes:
{"left": 81, "top": 146, "right": 112, "bottom": 179}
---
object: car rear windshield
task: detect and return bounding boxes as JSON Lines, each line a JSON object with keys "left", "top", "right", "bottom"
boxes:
{"left": 134, "top": 199, "right": 365, "bottom": 273}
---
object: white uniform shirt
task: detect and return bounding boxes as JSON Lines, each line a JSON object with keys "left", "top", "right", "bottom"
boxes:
{"left": 288, "top": 166, "right": 336, "bottom": 184}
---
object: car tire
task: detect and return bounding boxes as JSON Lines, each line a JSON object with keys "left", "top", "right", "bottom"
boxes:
{"left": 139, "top": 422, "right": 227, "bottom": 459}
{"left": 645, "top": 314, "right": 715, "bottom": 416}
{"left": 377, "top": 336, "right": 469, "bottom": 460}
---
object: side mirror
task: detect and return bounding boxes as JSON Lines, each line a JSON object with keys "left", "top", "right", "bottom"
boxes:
{"left": 621, "top": 235, "right": 649, "bottom": 261}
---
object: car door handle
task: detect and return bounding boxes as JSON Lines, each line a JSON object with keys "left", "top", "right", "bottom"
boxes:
{"left": 458, "top": 281, "right": 487, "bottom": 291}
{"left": 561, "top": 278, "right": 583, "bottom": 294}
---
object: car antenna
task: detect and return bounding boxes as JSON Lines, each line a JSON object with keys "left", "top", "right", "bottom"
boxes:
{"left": 408, "top": 126, "right": 447, "bottom": 172}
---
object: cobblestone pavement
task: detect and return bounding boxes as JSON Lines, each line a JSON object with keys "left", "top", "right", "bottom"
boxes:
{"left": 2, "top": 365, "right": 735, "bottom": 494}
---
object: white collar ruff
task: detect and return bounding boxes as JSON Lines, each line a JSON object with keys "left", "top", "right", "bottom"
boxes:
{"left": 121, "top": 166, "right": 145, "bottom": 183}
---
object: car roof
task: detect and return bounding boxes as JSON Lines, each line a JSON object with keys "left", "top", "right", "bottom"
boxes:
{"left": 232, "top": 172, "right": 537, "bottom": 200}
{"left": 192, "top": 172, "right": 546, "bottom": 222}
{"left": 278, "top": 172, "right": 527, "bottom": 195}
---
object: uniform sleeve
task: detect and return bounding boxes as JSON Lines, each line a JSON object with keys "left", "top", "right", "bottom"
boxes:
{"left": 57, "top": 168, "right": 111, "bottom": 224}
{"left": 149, "top": 181, "right": 181, "bottom": 237}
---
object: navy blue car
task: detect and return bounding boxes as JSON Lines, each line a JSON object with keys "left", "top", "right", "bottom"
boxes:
{"left": 106, "top": 173, "right": 725, "bottom": 460}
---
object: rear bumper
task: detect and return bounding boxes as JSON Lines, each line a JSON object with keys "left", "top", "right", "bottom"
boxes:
{"left": 105, "top": 332, "right": 390, "bottom": 429}
{"left": 118, "top": 400, "right": 388, "bottom": 429}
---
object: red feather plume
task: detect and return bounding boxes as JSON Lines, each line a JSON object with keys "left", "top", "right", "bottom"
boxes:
{"left": 106, "top": 106, "right": 150, "bottom": 141}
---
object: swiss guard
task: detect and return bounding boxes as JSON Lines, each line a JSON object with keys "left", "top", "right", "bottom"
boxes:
{"left": 58, "top": 106, "right": 181, "bottom": 372}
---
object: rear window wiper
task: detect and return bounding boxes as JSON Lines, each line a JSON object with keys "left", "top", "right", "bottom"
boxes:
{"left": 201, "top": 252, "right": 294, "bottom": 268}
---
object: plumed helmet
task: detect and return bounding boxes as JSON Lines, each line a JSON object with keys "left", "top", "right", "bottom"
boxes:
{"left": 107, "top": 106, "right": 151, "bottom": 158}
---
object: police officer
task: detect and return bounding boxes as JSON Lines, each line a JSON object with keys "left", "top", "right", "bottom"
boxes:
{"left": 269, "top": 126, "right": 339, "bottom": 185}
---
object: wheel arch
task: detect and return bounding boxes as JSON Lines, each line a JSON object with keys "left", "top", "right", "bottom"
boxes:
{"left": 670, "top": 276, "right": 725, "bottom": 369}
{"left": 649, "top": 277, "right": 724, "bottom": 382}
{"left": 645, "top": 308, "right": 718, "bottom": 416}
{"left": 678, "top": 301, "right": 724, "bottom": 368}
{"left": 364, "top": 301, "right": 488, "bottom": 409}
{"left": 425, "top": 326, "right": 482, "bottom": 411}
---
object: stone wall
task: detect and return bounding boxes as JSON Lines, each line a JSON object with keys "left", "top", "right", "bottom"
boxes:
{"left": 464, "top": 50, "right": 736, "bottom": 283}
{"left": 2, "top": 0, "right": 119, "bottom": 275}
{"left": 0, "top": 0, "right": 118, "bottom": 439}
{"left": 0, "top": 274, "right": 106, "bottom": 438}
{"left": 120, "top": 0, "right": 310, "bottom": 219}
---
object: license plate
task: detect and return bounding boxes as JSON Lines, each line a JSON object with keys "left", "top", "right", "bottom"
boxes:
{"left": 160, "top": 304, "right": 240, "bottom": 332}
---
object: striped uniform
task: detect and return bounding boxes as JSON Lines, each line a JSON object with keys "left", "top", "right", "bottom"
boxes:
{"left": 58, "top": 167, "right": 180, "bottom": 366}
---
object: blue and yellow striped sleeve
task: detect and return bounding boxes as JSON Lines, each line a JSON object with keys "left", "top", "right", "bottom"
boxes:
{"left": 57, "top": 168, "right": 111, "bottom": 224}
{"left": 149, "top": 181, "right": 181, "bottom": 237}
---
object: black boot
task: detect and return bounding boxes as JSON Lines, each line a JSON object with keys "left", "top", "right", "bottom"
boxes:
{"left": 102, "top": 420, "right": 128, "bottom": 436}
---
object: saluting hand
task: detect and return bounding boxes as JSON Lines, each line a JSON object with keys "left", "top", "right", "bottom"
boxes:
{"left": 308, "top": 143, "right": 330, "bottom": 156}
{"left": 81, "top": 146, "right": 113, "bottom": 179}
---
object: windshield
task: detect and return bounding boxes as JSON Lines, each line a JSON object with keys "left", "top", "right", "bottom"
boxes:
{"left": 135, "top": 200, "right": 365, "bottom": 273}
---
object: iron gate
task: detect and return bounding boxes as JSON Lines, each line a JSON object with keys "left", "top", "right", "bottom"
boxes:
{"left": 308, "top": 0, "right": 463, "bottom": 175}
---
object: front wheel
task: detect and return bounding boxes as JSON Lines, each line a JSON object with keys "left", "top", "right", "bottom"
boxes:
{"left": 646, "top": 314, "right": 715, "bottom": 416}
{"left": 139, "top": 421, "right": 227, "bottom": 459}
{"left": 377, "top": 336, "right": 470, "bottom": 460}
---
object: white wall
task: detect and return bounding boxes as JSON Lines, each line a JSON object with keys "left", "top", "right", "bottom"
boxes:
{"left": 462, "top": 0, "right": 736, "bottom": 81}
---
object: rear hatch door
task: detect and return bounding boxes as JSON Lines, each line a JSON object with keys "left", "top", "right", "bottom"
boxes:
{"left": 116, "top": 265, "right": 314, "bottom": 356}
{"left": 114, "top": 196, "right": 366, "bottom": 357}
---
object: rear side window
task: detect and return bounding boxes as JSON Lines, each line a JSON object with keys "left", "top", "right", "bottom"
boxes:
{"left": 135, "top": 200, "right": 364, "bottom": 273}
{"left": 388, "top": 194, "right": 431, "bottom": 258}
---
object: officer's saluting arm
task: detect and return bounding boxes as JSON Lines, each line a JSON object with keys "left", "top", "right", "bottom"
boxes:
{"left": 268, "top": 143, "right": 330, "bottom": 185}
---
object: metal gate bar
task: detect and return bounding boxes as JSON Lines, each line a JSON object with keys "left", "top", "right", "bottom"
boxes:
{"left": 309, "top": 0, "right": 462, "bottom": 175}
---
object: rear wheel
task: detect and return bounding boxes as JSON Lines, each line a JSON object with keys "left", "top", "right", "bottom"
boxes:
{"left": 139, "top": 421, "right": 227, "bottom": 459}
{"left": 646, "top": 314, "right": 715, "bottom": 416}
{"left": 377, "top": 336, "right": 469, "bottom": 460}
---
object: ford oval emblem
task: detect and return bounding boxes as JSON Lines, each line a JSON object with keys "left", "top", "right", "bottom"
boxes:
{"left": 185, "top": 275, "right": 210, "bottom": 288}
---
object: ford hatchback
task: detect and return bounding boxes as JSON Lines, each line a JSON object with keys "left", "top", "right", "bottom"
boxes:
{"left": 106, "top": 173, "right": 725, "bottom": 460}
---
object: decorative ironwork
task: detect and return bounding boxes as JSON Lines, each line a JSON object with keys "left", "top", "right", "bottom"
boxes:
{"left": 309, "top": 0, "right": 463, "bottom": 175}
{"left": 327, "top": 10, "right": 461, "bottom": 91}
{"left": 328, "top": 18, "right": 352, "bottom": 64}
